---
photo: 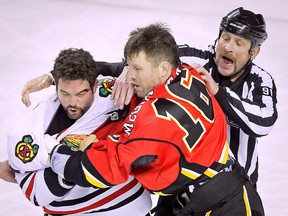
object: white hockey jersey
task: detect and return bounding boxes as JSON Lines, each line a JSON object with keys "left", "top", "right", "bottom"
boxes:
{"left": 7, "top": 77, "right": 152, "bottom": 215}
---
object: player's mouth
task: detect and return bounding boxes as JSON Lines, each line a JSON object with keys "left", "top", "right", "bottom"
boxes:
{"left": 221, "top": 55, "right": 234, "bottom": 65}
{"left": 68, "top": 108, "right": 79, "bottom": 114}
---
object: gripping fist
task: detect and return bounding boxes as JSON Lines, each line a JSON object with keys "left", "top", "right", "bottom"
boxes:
{"left": 0, "top": 160, "right": 16, "bottom": 183}
{"left": 111, "top": 66, "right": 134, "bottom": 110}
{"left": 79, "top": 134, "right": 98, "bottom": 151}
{"left": 192, "top": 63, "right": 219, "bottom": 95}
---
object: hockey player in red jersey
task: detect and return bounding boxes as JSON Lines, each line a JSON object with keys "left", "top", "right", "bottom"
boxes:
{"left": 47, "top": 23, "right": 265, "bottom": 216}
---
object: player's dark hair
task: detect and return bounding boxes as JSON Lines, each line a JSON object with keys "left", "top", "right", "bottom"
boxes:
{"left": 124, "top": 22, "right": 180, "bottom": 68}
{"left": 52, "top": 48, "right": 98, "bottom": 89}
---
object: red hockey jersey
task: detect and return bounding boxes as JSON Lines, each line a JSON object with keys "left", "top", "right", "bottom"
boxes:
{"left": 78, "top": 65, "right": 229, "bottom": 194}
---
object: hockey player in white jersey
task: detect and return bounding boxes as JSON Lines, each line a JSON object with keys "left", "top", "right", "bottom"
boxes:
{"left": 6, "top": 48, "right": 151, "bottom": 216}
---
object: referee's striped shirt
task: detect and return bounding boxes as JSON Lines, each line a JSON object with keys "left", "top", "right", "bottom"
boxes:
{"left": 178, "top": 44, "right": 278, "bottom": 185}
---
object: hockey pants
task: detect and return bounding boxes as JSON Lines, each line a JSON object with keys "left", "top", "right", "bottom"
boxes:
{"left": 155, "top": 163, "right": 265, "bottom": 216}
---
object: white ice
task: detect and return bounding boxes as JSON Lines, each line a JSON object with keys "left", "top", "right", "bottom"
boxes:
{"left": 0, "top": 0, "right": 287, "bottom": 215}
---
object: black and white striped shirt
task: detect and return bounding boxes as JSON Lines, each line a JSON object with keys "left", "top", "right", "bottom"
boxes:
{"left": 178, "top": 44, "right": 278, "bottom": 185}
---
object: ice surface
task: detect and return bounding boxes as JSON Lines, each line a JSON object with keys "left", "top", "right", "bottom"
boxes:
{"left": 1, "top": 0, "right": 287, "bottom": 215}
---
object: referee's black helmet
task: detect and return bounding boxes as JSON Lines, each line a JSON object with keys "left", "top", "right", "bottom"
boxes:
{"left": 219, "top": 7, "right": 268, "bottom": 49}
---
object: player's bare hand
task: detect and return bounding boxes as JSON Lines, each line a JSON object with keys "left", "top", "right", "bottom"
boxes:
{"left": 0, "top": 160, "right": 16, "bottom": 183}
{"left": 192, "top": 63, "right": 219, "bottom": 95}
{"left": 111, "top": 66, "right": 134, "bottom": 110}
{"left": 79, "top": 134, "right": 98, "bottom": 151}
{"left": 21, "top": 73, "right": 54, "bottom": 107}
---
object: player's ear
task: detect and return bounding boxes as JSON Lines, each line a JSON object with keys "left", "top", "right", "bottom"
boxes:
{"left": 159, "top": 61, "right": 171, "bottom": 79}
{"left": 251, "top": 46, "right": 260, "bottom": 61}
{"left": 92, "top": 80, "right": 98, "bottom": 93}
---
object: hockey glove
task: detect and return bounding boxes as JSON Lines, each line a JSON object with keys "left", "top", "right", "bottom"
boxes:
{"left": 49, "top": 144, "right": 79, "bottom": 179}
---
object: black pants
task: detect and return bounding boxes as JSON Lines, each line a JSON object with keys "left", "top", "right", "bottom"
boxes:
{"left": 154, "top": 163, "right": 264, "bottom": 216}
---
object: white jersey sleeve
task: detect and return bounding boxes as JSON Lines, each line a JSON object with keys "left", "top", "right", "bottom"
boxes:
{"left": 7, "top": 94, "right": 59, "bottom": 173}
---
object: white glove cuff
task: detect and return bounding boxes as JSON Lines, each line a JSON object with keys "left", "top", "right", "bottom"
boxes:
{"left": 50, "top": 144, "right": 77, "bottom": 179}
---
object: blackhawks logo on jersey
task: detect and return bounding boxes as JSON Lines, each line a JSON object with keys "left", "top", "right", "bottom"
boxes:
{"left": 15, "top": 135, "right": 39, "bottom": 164}
{"left": 98, "top": 78, "right": 115, "bottom": 97}
{"left": 61, "top": 134, "right": 88, "bottom": 150}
